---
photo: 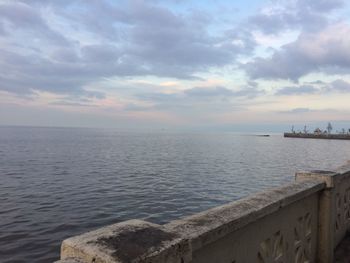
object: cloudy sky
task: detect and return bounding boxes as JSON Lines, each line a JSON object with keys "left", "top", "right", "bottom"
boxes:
{"left": 1, "top": 0, "right": 350, "bottom": 131}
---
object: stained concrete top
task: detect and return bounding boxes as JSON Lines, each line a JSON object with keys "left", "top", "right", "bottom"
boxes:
{"left": 61, "top": 219, "right": 191, "bottom": 263}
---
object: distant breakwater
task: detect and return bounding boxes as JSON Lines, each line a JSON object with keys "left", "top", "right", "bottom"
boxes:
{"left": 284, "top": 132, "right": 350, "bottom": 140}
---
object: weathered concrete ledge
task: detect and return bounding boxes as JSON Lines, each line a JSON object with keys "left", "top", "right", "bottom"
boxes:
{"left": 56, "top": 162, "right": 350, "bottom": 263}
{"left": 166, "top": 181, "right": 324, "bottom": 250}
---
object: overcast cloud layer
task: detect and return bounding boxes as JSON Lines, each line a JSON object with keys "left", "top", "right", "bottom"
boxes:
{"left": 1, "top": 0, "right": 350, "bottom": 130}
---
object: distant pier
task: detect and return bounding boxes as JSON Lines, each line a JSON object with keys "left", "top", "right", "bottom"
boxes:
{"left": 284, "top": 132, "right": 350, "bottom": 140}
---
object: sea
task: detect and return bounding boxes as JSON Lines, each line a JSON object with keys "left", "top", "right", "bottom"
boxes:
{"left": 1, "top": 126, "right": 350, "bottom": 262}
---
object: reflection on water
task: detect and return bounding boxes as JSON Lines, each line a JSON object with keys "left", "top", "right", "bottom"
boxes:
{"left": 1, "top": 127, "right": 350, "bottom": 262}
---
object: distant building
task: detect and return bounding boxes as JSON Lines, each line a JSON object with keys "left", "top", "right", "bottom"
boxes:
{"left": 327, "top": 122, "right": 333, "bottom": 134}
{"left": 314, "top": 128, "right": 322, "bottom": 135}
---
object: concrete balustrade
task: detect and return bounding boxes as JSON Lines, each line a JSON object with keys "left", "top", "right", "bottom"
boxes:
{"left": 55, "top": 162, "right": 350, "bottom": 263}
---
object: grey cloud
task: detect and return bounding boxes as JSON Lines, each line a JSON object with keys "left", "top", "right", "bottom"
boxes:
{"left": 233, "top": 87, "right": 265, "bottom": 98}
{"left": 249, "top": 9, "right": 327, "bottom": 34}
{"left": 184, "top": 84, "right": 264, "bottom": 99}
{"left": 48, "top": 91, "right": 105, "bottom": 108}
{"left": 247, "top": 81, "right": 259, "bottom": 87}
{"left": 120, "top": 7, "right": 242, "bottom": 77}
{"left": 134, "top": 84, "right": 264, "bottom": 114}
{"left": 51, "top": 48, "right": 79, "bottom": 63}
{"left": 0, "top": 21, "right": 5, "bottom": 35}
{"left": 279, "top": 108, "right": 312, "bottom": 114}
{"left": 276, "top": 85, "right": 318, "bottom": 95}
{"left": 275, "top": 79, "right": 350, "bottom": 96}
{"left": 123, "top": 103, "right": 153, "bottom": 112}
{"left": 290, "top": 108, "right": 311, "bottom": 113}
{"left": 249, "top": 12, "right": 299, "bottom": 35}
{"left": 0, "top": 49, "right": 109, "bottom": 98}
{"left": 18, "top": 0, "right": 76, "bottom": 6}
{"left": 248, "top": 0, "right": 344, "bottom": 34}
{"left": 0, "top": 0, "right": 255, "bottom": 98}
{"left": 245, "top": 23, "right": 350, "bottom": 80}
{"left": 298, "top": 0, "right": 344, "bottom": 12}
{"left": 80, "top": 45, "right": 121, "bottom": 63}
{"left": 2, "top": 0, "right": 346, "bottom": 101}
{"left": 328, "top": 79, "right": 350, "bottom": 93}
{"left": 134, "top": 91, "right": 192, "bottom": 113}
{"left": 222, "top": 28, "right": 257, "bottom": 55}
{"left": 0, "top": 2, "right": 68, "bottom": 44}
{"left": 137, "top": 92, "right": 181, "bottom": 103}
{"left": 76, "top": 1, "right": 255, "bottom": 74}
{"left": 244, "top": 46, "right": 314, "bottom": 80}
{"left": 305, "top": 80, "right": 325, "bottom": 85}
{"left": 50, "top": 101, "right": 98, "bottom": 107}
{"left": 278, "top": 107, "right": 339, "bottom": 114}
{"left": 184, "top": 86, "right": 233, "bottom": 97}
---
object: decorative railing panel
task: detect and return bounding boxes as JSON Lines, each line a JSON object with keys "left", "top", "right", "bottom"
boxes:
{"left": 189, "top": 193, "right": 319, "bottom": 263}
{"left": 334, "top": 173, "right": 350, "bottom": 246}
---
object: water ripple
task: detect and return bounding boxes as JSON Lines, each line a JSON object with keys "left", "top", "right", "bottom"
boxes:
{"left": 1, "top": 127, "right": 350, "bottom": 262}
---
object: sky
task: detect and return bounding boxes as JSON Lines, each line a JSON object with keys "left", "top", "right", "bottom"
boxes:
{"left": 1, "top": 0, "right": 350, "bottom": 132}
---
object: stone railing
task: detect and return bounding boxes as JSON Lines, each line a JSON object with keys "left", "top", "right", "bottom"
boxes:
{"left": 55, "top": 162, "right": 350, "bottom": 263}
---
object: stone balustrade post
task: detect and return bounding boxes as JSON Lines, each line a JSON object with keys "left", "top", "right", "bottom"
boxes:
{"left": 296, "top": 162, "right": 350, "bottom": 263}
{"left": 296, "top": 170, "right": 338, "bottom": 263}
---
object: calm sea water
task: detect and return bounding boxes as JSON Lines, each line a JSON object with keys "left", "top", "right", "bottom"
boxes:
{"left": 1, "top": 127, "right": 350, "bottom": 262}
